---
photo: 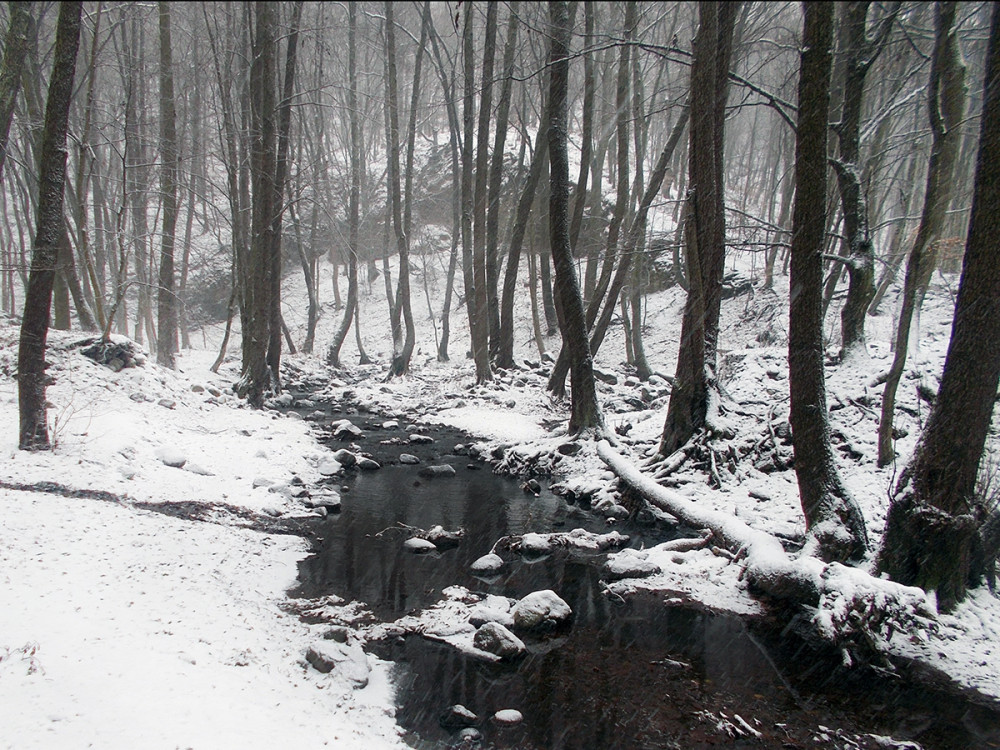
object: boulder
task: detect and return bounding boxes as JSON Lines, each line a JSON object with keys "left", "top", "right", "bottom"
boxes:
{"left": 439, "top": 704, "right": 478, "bottom": 729}
{"left": 399, "top": 453, "right": 420, "bottom": 465}
{"left": 356, "top": 457, "right": 381, "bottom": 471}
{"left": 304, "top": 491, "right": 341, "bottom": 511}
{"left": 473, "top": 622, "right": 526, "bottom": 660}
{"left": 332, "top": 449, "right": 357, "bottom": 467}
{"left": 409, "top": 434, "right": 435, "bottom": 444}
{"left": 512, "top": 590, "right": 572, "bottom": 631}
{"left": 470, "top": 553, "right": 504, "bottom": 575}
{"left": 318, "top": 459, "right": 342, "bottom": 476}
{"left": 154, "top": 446, "right": 187, "bottom": 469}
{"left": 418, "top": 464, "right": 456, "bottom": 478}
{"left": 304, "top": 641, "right": 370, "bottom": 689}
{"left": 404, "top": 537, "right": 437, "bottom": 553}
{"left": 330, "top": 419, "right": 364, "bottom": 440}
{"left": 602, "top": 550, "right": 661, "bottom": 582}
{"left": 492, "top": 709, "right": 524, "bottom": 726}
{"left": 424, "top": 525, "right": 463, "bottom": 549}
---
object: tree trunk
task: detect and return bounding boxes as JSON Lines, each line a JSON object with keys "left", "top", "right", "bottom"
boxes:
{"left": 155, "top": 1, "right": 178, "bottom": 368}
{"left": 384, "top": 1, "right": 415, "bottom": 378}
{"left": 17, "top": 0, "right": 82, "bottom": 450}
{"left": 328, "top": 2, "right": 360, "bottom": 368}
{"left": 0, "top": 2, "right": 32, "bottom": 182}
{"left": 264, "top": 0, "right": 301, "bottom": 384}
{"left": 485, "top": 3, "right": 518, "bottom": 363}
{"left": 877, "top": 3, "right": 1000, "bottom": 612}
{"left": 548, "top": 0, "right": 603, "bottom": 435}
{"left": 660, "top": 2, "right": 738, "bottom": 456}
{"left": 787, "top": 1, "right": 869, "bottom": 562}
{"left": 238, "top": 1, "right": 278, "bottom": 407}
{"left": 470, "top": 2, "right": 497, "bottom": 382}
{"left": 497, "top": 108, "right": 549, "bottom": 371}
{"left": 878, "top": 2, "right": 966, "bottom": 468}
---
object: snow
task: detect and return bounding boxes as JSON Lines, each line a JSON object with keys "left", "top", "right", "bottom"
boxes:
{"left": 1, "top": 222, "right": 999, "bottom": 747}
{"left": 0, "top": 333, "right": 403, "bottom": 749}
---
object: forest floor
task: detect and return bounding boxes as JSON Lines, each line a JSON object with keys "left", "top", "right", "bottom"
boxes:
{"left": 1, "top": 248, "right": 998, "bottom": 748}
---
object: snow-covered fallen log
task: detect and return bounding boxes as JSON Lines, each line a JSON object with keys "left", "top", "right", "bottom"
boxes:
{"left": 598, "top": 440, "right": 825, "bottom": 603}
{"left": 597, "top": 440, "right": 938, "bottom": 657}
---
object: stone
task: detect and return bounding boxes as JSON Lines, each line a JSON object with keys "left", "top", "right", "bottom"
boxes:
{"left": 418, "top": 464, "right": 456, "bottom": 478}
{"left": 522, "top": 478, "right": 542, "bottom": 495}
{"left": 602, "top": 550, "right": 661, "bottom": 582}
{"left": 453, "top": 444, "right": 468, "bottom": 455}
{"left": 404, "top": 537, "right": 437, "bottom": 553}
{"left": 381, "top": 420, "right": 399, "bottom": 430}
{"left": 304, "top": 641, "right": 370, "bottom": 689}
{"left": 512, "top": 590, "right": 572, "bottom": 631}
{"left": 473, "top": 622, "right": 525, "bottom": 660}
{"left": 470, "top": 553, "right": 504, "bottom": 575}
{"left": 557, "top": 442, "right": 582, "bottom": 456}
{"left": 304, "top": 491, "right": 341, "bottom": 511}
{"left": 409, "top": 434, "right": 434, "bottom": 444}
{"left": 252, "top": 476, "right": 273, "bottom": 488}
{"left": 184, "top": 463, "right": 214, "bottom": 476}
{"left": 518, "top": 533, "right": 552, "bottom": 556}
{"left": 323, "top": 626, "right": 350, "bottom": 643}
{"left": 318, "top": 459, "right": 342, "bottom": 476}
{"left": 399, "top": 453, "right": 420, "bottom": 465}
{"left": 593, "top": 368, "right": 618, "bottom": 385}
{"left": 439, "top": 704, "right": 478, "bottom": 729}
{"left": 330, "top": 419, "right": 364, "bottom": 440}
{"left": 108, "top": 358, "right": 125, "bottom": 372}
{"left": 424, "top": 525, "right": 464, "bottom": 549}
{"left": 154, "top": 446, "right": 187, "bottom": 468}
{"left": 332, "top": 449, "right": 357, "bottom": 467}
{"left": 129, "top": 392, "right": 147, "bottom": 403}
{"left": 492, "top": 709, "right": 523, "bottom": 726}
{"left": 458, "top": 727, "right": 482, "bottom": 742}
{"left": 190, "top": 383, "right": 205, "bottom": 393}
{"left": 356, "top": 457, "right": 381, "bottom": 471}
{"left": 268, "top": 393, "right": 294, "bottom": 408}
{"left": 207, "top": 387, "right": 222, "bottom": 397}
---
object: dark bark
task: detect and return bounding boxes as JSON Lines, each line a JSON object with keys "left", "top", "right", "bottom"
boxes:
{"left": 0, "top": 1, "right": 32, "bottom": 180}
{"left": 878, "top": 3, "right": 1000, "bottom": 611}
{"left": 384, "top": 1, "right": 415, "bottom": 378}
{"left": 660, "top": 2, "right": 738, "bottom": 456}
{"left": 878, "top": 2, "right": 965, "bottom": 467}
{"left": 497, "top": 112, "right": 549, "bottom": 371}
{"left": 470, "top": 2, "right": 497, "bottom": 382}
{"left": 486, "top": 3, "right": 518, "bottom": 362}
{"left": 328, "top": 2, "right": 360, "bottom": 368}
{"left": 787, "top": 1, "right": 869, "bottom": 562}
{"left": 238, "top": 1, "right": 278, "bottom": 407}
{"left": 17, "top": 0, "right": 82, "bottom": 450}
{"left": 832, "top": 1, "right": 900, "bottom": 357}
{"left": 155, "top": 1, "right": 178, "bottom": 368}
{"left": 265, "top": 0, "right": 302, "bottom": 385}
{"left": 548, "top": 0, "right": 602, "bottom": 435}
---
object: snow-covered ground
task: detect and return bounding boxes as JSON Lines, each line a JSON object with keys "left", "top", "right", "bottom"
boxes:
{"left": 1, "top": 235, "right": 998, "bottom": 748}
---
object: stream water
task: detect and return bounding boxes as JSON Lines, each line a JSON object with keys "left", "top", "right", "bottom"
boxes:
{"left": 291, "top": 409, "right": 1000, "bottom": 750}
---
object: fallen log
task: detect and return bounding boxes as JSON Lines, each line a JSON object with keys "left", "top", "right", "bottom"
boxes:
{"left": 597, "top": 440, "right": 937, "bottom": 654}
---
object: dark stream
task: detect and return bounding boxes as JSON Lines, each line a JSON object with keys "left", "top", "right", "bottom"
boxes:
{"left": 291, "top": 409, "right": 1000, "bottom": 750}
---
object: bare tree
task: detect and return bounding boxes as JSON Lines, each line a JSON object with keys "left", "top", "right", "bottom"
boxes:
{"left": 17, "top": 0, "right": 82, "bottom": 450}
{"left": 659, "top": 1, "right": 739, "bottom": 456}
{"left": 878, "top": 2, "right": 1000, "bottom": 612}
{"left": 548, "top": 0, "right": 602, "bottom": 435}
{"left": 155, "top": 1, "right": 178, "bottom": 368}
{"left": 787, "top": 1, "right": 869, "bottom": 562}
